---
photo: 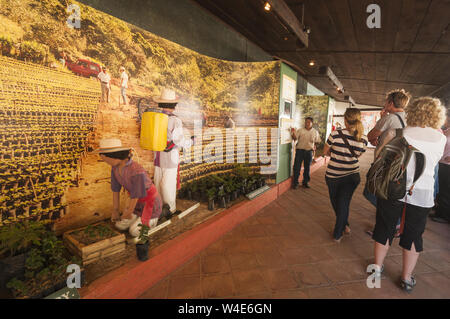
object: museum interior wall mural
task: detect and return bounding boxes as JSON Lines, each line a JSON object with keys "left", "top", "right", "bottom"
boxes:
{"left": 0, "top": 0, "right": 281, "bottom": 231}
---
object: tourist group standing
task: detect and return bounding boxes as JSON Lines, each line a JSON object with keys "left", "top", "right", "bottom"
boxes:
{"left": 290, "top": 88, "right": 447, "bottom": 293}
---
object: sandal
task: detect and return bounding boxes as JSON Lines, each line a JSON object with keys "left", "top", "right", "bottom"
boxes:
{"left": 344, "top": 226, "right": 351, "bottom": 235}
{"left": 400, "top": 276, "right": 416, "bottom": 293}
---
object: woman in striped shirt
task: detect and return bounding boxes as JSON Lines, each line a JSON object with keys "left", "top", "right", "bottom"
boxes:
{"left": 323, "top": 108, "right": 368, "bottom": 242}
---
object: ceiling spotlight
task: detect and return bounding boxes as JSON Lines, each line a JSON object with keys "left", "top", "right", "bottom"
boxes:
{"left": 264, "top": 2, "right": 271, "bottom": 11}
{"left": 319, "top": 66, "right": 344, "bottom": 94}
{"left": 309, "top": 60, "right": 315, "bottom": 66}
{"left": 303, "top": 26, "right": 311, "bottom": 34}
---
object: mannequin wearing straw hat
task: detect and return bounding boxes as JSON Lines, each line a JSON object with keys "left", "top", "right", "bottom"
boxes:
{"left": 153, "top": 88, "right": 195, "bottom": 218}
{"left": 96, "top": 138, "right": 162, "bottom": 240}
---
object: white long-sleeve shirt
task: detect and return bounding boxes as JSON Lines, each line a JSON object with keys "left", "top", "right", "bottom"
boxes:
{"left": 154, "top": 115, "right": 192, "bottom": 169}
{"left": 381, "top": 127, "right": 446, "bottom": 207}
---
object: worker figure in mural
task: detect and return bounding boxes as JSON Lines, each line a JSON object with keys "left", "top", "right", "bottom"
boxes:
{"left": 153, "top": 88, "right": 195, "bottom": 219}
{"left": 97, "top": 66, "right": 111, "bottom": 103}
{"left": 96, "top": 139, "right": 163, "bottom": 241}
{"left": 119, "top": 66, "right": 129, "bottom": 106}
{"left": 291, "top": 117, "right": 321, "bottom": 189}
{"left": 224, "top": 115, "right": 236, "bottom": 128}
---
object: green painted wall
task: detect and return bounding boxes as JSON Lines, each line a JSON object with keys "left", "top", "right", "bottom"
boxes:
{"left": 276, "top": 63, "right": 297, "bottom": 184}
{"left": 306, "top": 82, "right": 325, "bottom": 96}
{"left": 78, "top": 0, "right": 272, "bottom": 62}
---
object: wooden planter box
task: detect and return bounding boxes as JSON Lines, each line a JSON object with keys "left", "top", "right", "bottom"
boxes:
{"left": 63, "top": 223, "right": 126, "bottom": 266}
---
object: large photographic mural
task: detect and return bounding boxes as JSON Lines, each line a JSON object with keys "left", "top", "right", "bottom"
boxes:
{"left": 0, "top": 0, "right": 281, "bottom": 230}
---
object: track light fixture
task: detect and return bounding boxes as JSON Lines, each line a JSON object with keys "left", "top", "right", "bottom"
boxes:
{"left": 319, "top": 66, "right": 344, "bottom": 93}
{"left": 345, "top": 95, "right": 356, "bottom": 106}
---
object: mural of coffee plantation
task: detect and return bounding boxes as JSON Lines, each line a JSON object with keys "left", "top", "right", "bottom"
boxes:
{"left": 0, "top": 0, "right": 289, "bottom": 299}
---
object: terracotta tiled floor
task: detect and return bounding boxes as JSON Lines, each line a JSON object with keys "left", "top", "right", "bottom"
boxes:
{"left": 139, "top": 149, "right": 450, "bottom": 299}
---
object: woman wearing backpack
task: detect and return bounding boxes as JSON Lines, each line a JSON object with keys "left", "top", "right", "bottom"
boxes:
{"left": 323, "top": 108, "right": 368, "bottom": 243}
{"left": 370, "top": 97, "right": 446, "bottom": 293}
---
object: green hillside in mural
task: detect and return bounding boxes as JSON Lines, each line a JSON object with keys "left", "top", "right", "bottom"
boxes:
{"left": 0, "top": 0, "right": 280, "bottom": 119}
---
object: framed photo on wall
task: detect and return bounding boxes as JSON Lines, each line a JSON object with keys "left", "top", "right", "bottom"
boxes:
{"left": 283, "top": 100, "right": 293, "bottom": 118}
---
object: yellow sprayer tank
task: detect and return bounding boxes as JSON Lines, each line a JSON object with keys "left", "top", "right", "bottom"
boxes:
{"left": 140, "top": 109, "right": 168, "bottom": 151}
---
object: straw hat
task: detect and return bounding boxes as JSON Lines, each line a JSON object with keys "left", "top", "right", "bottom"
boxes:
{"left": 95, "top": 138, "right": 131, "bottom": 153}
{"left": 153, "top": 88, "right": 179, "bottom": 103}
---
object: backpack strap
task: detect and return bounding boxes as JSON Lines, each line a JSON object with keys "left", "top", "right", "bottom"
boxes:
{"left": 394, "top": 113, "right": 405, "bottom": 128}
{"left": 408, "top": 152, "right": 426, "bottom": 195}
{"left": 337, "top": 130, "right": 358, "bottom": 158}
{"left": 399, "top": 151, "right": 425, "bottom": 235}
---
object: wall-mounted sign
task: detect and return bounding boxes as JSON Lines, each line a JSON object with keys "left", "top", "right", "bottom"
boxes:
{"left": 282, "top": 75, "right": 296, "bottom": 102}
{"left": 282, "top": 100, "right": 292, "bottom": 118}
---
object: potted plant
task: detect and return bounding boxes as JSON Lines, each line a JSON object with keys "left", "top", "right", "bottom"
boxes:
{"left": 185, "top": 182, "right": 193, "bottom": 200}
{"left": 217, "top": 187, "right": 226, "bottom": 208}
{"left": 0, "top": 220, "right": 50, "bottom": 289}
{"left": 207, "top": 188, "right": 216, "bottom": 211}
{"left": 136, "top": 223, "right": 150, "bottom": 262}
{"left": 6, "top": 228, "right": 82, "bottom": 299}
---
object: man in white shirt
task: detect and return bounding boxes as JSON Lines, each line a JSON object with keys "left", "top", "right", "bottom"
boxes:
{"left": 153, "top": 88, "right": 195, "bottom": 219}
{"left": 97, "top": 66, "right": 111, "bottom": 103}
{"left": 364, "top": 89, "right": 411, "bottom": 237}
{"left": 368, "top": 89, "right": 410, "bottom": 159}
{"left": 290, "top": 117, "right": 321, "bottom": 189}
{"left": 119, "top": 66, "right": 128, "bottom": 106}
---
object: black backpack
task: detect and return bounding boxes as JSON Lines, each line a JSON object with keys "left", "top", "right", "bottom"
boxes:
{"left": 366, "top": 129, "right": 425, "bottom": 200}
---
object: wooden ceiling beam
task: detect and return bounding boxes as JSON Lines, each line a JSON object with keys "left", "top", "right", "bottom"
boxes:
{"left": 266, "top": 0, "right": 309, "bottom": 48}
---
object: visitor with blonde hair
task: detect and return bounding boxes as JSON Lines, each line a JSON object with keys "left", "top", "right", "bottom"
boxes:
{"left": 365, "top": 89, "right": 411, "bottom": 237}
{"left": 368, "top": 89, "right": 411, "bottom": 159}
{"left": 323, "top": 108, "right": 368, "bottom": 242}
{"left": 370, "top": 97, "right": 446, "bottom": 293}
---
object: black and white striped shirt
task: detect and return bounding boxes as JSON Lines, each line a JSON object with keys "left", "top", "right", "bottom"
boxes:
{"left": 326, "top": 129, "right": 368, "bottom": 178}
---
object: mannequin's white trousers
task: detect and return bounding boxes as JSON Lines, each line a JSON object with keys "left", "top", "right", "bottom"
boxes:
{"left": 153, "top": 166, "right": 177, "bottom": 213}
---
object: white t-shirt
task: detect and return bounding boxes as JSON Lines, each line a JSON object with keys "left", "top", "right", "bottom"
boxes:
{"left": 383, "top": 127, "right": 446, "bottom": 208}
{"left": 294, "top": 128, "right": 321, "bottom": 150}
{"left": 374, "top": 112, "right": 406, "bottom": 159}
{"left": 120, "top": 72, "right": 128, "bottom": 88}
{"left": 97, "top": 71, "right": 111, "bottom": 83}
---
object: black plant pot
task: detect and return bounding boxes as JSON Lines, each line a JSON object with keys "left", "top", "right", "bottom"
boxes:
{"left": 231, "top": 191, "right": 238, "bottom": 201}
{"left": 225, "top": 194, "right": 230, "bottom": 204}
{"left": 208, "top": 199, "right": 215, "bottom": 211}
{"left": 219, "top": 197, "right": 226, "bottom": 208}
{"left": 136, "top": 242, "right": 149, "bottom": 261}
{"left": 187, "top": 190, "right": 192, "bottom": 201}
